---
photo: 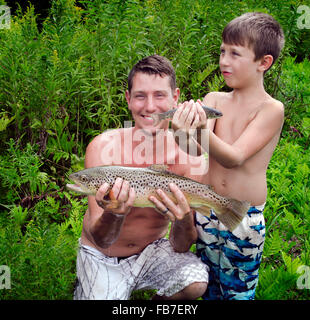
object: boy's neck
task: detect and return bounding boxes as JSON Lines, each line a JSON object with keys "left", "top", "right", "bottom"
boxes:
{"left": 231, "top": 78, "right": 267, "bottom": 103}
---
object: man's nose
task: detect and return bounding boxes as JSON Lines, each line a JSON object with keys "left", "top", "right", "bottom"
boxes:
{"left": 145, "top": 97, "right": 156, "bottom": 113}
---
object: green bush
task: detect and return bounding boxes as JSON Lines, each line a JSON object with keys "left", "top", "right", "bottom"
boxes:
{"left": 256, "top": 141, "right": 310, "bottom": 300}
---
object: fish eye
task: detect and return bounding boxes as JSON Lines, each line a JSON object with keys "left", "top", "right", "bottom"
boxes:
{"left": 81, "top": 175, "right": 88, "bottom": 182}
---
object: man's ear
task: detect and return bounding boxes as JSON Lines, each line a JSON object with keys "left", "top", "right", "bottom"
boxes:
{"left": 258, "top": 54, "right": 273, "bottom": 72}
{"left": 125, "top": 90, "right": 131, "bottom": 109}
{"left": 173, "top": 87, "right": 180, "bottom": 105}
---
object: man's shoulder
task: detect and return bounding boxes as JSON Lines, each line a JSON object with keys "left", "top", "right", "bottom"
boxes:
{"left": 85, "top": 128, "right": 132, "bottom": 167}
{"left": 87, "top": 128, "right": 131, "bottom": 148}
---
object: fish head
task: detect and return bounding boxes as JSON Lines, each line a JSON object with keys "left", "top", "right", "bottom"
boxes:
{"left": 207, "top": 108, "right": 223, "bottom": 119}
{"left": 66, "top": 167, "right": 108, "bottom": 195}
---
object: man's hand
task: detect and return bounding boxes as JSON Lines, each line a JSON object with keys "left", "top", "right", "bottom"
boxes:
{"left": 95, "top": 177, "right": 135, "bottom": 216}
{"left": 148, "top": 183, "right": 191, "bottom": 222}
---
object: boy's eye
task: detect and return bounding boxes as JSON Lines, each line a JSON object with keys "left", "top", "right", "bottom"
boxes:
{"left": 232, "top": 51, "right": 240, "bottom": 56}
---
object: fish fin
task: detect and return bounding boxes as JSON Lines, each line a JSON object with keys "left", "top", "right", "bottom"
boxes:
{"left": 148, "top": 164, "right": 170, "bottom": 172}
{"left": 99, "top": 190, "right": 120, "bottom": 209}
{"left": 105, "top": 200, "right": 119, "bottom": 210}
{"left": 212, "top": 199, "right": 250, "bottom": 231}
{"left": 195, "top": 205, "right": 212, "bottom": 217}
{"left": 109, "top": 190, "right": 116, "bottom": 200}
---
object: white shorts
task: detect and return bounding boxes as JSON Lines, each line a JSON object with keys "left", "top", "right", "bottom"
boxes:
{"left": 74, "top": 238, "right": 209, "bottom": 300}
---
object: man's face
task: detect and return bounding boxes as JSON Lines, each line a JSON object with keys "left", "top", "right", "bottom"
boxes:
{"left": 126, "top": 72, "right": 179, "bottom": 135}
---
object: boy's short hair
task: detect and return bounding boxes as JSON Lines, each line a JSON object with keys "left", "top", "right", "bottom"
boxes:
{"left": 128, "top": 55, "right": 176, "bottom": 93}
{"left": 222, "top": 12, "right": 285, "bottom": 70}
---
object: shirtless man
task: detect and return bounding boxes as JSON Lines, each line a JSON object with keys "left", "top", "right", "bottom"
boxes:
{"left": 74, "top": 55, "right": 209, "bottom": 300}
{"left": 170, "top": 13, "right": 285, "bottom": 300}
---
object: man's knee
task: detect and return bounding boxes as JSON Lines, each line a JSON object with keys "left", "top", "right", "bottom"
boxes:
{"left": 183, "top": 281, "right": 208, "bottom": 299}
{"left": 170, "top": 281, "right": 208, "bottom": 300}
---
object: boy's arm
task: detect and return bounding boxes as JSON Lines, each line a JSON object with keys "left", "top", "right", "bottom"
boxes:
{"left": 208, "top": 100, "right": 284, "bottom": 168}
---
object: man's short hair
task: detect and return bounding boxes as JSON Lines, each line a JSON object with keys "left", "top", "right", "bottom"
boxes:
{"left": 128, "top": 55, "right": 176, "bottom": 93}
{"left": 222, "top": 12, "right": 285, "bottom": 70}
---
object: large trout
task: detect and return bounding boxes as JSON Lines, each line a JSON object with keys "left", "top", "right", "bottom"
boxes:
{"left": 66, "top": 165, "right": 250, "bottom": 231}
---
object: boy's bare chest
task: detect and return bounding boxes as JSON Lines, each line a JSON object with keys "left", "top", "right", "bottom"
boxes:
{"left": 214, "top": 107, "right": 257, "bottom": 144}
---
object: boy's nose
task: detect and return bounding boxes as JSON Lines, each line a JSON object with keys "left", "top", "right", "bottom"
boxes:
{"left": 220, "top": 54, "right": 229, "bottom": 67}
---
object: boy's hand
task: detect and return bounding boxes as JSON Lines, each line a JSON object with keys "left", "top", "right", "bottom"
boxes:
{"left": 171, "top": 100, "right": 207, "bottom": 136}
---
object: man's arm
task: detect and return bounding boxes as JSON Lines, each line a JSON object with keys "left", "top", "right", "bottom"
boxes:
{"left": 83, "top": 132, "right": 135, "bottom": 249}
{"left": 169, "top": 210, "right": 197, "bottom": 253}
{"left": 87, "top": 181, "right": 134, "bottom": 249}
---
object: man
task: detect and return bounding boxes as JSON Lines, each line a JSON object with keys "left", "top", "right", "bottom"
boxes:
{"left": 74, "top": 55, "right": 209, "bottom": 300}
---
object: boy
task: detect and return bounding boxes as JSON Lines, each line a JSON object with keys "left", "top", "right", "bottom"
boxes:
{"left": 171, "top": 12, "right": 285, "bottom": 299}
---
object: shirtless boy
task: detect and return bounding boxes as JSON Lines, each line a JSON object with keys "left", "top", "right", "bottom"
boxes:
{"left": 171, "top": 12, "right": 285, "bottom": 299}
{"left": 74, "top": 55, "right": 209, "bottom": 300}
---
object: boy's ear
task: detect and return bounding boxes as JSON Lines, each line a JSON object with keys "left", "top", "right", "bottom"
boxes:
{"left": 258, "top": 55, "right": 273, "bottom": 72}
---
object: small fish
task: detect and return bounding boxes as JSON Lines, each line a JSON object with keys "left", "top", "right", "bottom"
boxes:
{"left": 66, "top": 165, "right": 249, "bottom": 231}
{"left": 151, "top": 105, "right": 223, "bottom": 126}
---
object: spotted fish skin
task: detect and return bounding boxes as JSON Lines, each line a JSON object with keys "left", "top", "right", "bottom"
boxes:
{"left": 66, "top": 165, "right": 250, "bottom": 231}
{"left": 151, "top": 105, "right": 223, "bottom": 126}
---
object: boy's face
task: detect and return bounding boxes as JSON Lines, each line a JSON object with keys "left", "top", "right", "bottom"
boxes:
{"left": 219, "top": 42, "right": 263, "bottom": 89}
{"left": 126, "top": 72, "right": 179, "bottom": 134}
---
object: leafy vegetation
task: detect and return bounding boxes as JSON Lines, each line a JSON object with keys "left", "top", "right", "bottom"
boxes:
{"left": 0, "top": 0, "right": 309, "bottom": 300}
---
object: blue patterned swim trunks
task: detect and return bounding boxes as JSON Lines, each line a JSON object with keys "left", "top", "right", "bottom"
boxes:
{"left": 195, "top": 204, "right": 265, "bottom": 300}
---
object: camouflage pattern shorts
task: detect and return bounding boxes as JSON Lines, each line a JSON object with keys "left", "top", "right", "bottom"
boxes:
{"left": 195, "top": 204, "right": 265, "bottom": 300}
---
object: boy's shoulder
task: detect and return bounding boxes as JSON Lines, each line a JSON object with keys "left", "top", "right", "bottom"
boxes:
{"left": 204, "top": 91, "right": 284, "bottom": 113}
{"left": 202, "top": 91, "right": 232, "bottom": 106}
{"left": 256, "top": 95, "right": 284, "bottom": 119}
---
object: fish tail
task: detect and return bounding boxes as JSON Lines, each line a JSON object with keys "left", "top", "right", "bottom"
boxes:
{"left": 214, "top": 199, "right": 250, "bottom": 231}
{"left": 150, "top": 113, "right": 164, "bottom": 126}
